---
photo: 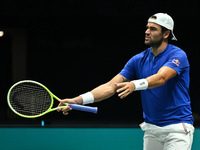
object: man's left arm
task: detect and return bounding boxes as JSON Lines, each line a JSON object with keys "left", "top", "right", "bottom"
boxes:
{"left": 146, "top": 66, "right": 177, "bottom": 89}
{"left": 116, "top": 66, "right": 177, "bottom": 99}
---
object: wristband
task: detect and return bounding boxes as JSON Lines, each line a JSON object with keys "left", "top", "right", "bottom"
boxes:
{"left": 80, "top": 92, "right": 94, "bottom": 105}
{"left": 131, "top": 79, "right": 148, "bottom": 91}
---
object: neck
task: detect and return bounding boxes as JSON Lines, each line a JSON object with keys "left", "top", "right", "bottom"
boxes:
{"left": 151, "top": 41, "right": 168, "bottom": 56}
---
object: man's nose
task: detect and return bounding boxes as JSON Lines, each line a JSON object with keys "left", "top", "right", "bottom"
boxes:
{"left": 145, "top": 28, "right": 150, "bottom": 35}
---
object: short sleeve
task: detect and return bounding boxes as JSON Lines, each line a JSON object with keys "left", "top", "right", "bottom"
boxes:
{"left": 119, "top": 56, "right": 137, "bottom": 80}
{"left": 164, "top": 50, "right": 189, "bottom": 75}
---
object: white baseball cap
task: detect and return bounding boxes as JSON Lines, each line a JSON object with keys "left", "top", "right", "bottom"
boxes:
{"left": 148, "top": 13, "right": 177, "bottom": 41}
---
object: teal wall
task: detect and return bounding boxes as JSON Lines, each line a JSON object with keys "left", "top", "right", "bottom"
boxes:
{"left": 0, "top": 128, "right": 199, "bottom": 150}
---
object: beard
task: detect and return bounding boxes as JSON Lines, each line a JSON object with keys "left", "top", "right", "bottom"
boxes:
{"left": 145, "top": 36, "right": 164, "bottom": 48}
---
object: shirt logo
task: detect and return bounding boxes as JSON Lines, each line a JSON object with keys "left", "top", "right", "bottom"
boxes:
{"left": 172, "top": 59, "right": 180, "bottom": 66}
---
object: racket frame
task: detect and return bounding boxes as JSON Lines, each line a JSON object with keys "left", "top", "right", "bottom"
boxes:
{"left": 7, "top": 80, "right": 69, "bottom": 118}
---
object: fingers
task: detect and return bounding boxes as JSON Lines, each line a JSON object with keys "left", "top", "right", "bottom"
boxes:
{"left": 62, "top": 106, "right": 72, "bottom": 115}
{"left": 57, "top": 99, "right": 73, "bottom": 114}
{"left": 58, "top": 99, "right": 71, "bottom": 104}
{"left": 118, "top": 88, "right": 130, "bottom": 99}
{"left": 57, "top": 104, "right": 63, "bottom": 112}
{"left": 57, "top": 100, "right": 65, "bottom": 112}
{"left": 115, "top": 82, "right": 135, "bottom": 99}
{"left": 57, "top": 105, "right": 72, "bottom": 115}
{"left": 116, "top": 83, "right": 127, "bottom": 93}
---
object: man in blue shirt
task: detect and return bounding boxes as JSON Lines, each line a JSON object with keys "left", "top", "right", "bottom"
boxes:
{"left": 58, "top": 13, "right": 194, "bottom": 150}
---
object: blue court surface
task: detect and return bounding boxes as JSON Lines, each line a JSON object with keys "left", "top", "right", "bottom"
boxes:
{"left": 0, "top": 127, "right": 199, "bottom": 150}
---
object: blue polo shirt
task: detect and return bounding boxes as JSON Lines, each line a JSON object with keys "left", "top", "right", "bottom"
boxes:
{"left": 119, "top": 44, "right": 193, "bottom": 126}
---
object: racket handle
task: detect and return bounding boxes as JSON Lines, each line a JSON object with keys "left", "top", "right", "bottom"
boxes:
{"left": 69, "top": 104, "right": 98, "bottom": 114}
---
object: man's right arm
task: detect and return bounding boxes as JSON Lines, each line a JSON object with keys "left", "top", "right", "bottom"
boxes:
{"left": 57, "top": 74, "right": 129, "bottom": 115}
{"left": 91, "top": 74, "right": 129, "bottom": 102}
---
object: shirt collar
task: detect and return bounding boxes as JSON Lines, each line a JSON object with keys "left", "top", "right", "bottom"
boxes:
{"left": 150, "top": 44, "right": 171, "bottom": 57}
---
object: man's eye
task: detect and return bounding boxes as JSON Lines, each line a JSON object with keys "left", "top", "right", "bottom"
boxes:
{"left": 150, "top": 27, "right": 157, "bottom": 31}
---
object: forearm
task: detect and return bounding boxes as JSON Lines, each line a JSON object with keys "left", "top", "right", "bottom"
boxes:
{"left": 72, "top": 83, "right": 116, "bottom": 105}
{"left": 72, "top": 74, "right": 125, "bottom": 105}
{"left": 91, "top": 83, "right": 116, "bottom": 102}
{"left": 146, "top": 73, "right": 166, "bottom": 89}
{"left": 146, "top": 66, "right": 177, "bottom": 89}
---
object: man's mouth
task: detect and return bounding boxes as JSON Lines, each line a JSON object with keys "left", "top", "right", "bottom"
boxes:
{"left": 145, "top": 36, "right": 150, "bottom": 41}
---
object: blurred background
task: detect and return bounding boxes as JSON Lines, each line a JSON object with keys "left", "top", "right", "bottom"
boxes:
{"left": 0, "top": 0, "right": 200, "bottom": 127}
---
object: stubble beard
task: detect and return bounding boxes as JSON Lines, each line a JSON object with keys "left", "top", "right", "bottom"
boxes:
{"left": 145, "top": 37, "right": 163, "bottom": 48}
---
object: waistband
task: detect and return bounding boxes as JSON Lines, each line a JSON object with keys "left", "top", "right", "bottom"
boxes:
{"left": 140, "top": 122, "right": 194, "bottom": 135}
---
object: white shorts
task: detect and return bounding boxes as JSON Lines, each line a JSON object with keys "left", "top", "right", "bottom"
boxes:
{"left": 140, "top": 122, "right": 195, "bottom": 150}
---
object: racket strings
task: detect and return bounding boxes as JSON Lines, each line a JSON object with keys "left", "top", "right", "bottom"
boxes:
{"left": 9, "top": 82, "right": 52, "bottom": 116}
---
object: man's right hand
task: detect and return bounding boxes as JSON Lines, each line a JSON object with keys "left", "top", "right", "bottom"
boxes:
{"left": 57, "top": 99, "right": 74, "bottom": 115}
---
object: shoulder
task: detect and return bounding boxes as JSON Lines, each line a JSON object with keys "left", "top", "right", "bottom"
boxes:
{"left": 168, "top": 44, "right": 189, "bottom": 61}
{"left": 123, "top": 48, "right": 150, "bottom": 70}
{"left": 166, "top": 44, "right": 189, "bottom": 68}
{"left": 168, "top": 44, "right": 187, "bottom": 56}
{"left": 129, "top": 48, "right": 151, "bottom": 62}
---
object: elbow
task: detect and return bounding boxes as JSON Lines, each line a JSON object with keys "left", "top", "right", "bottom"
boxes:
{"left": 106, "top": 83, "right": 117, "bottom": 96}
{"left": 159, "top": 76, "right": 167, "bottom": 86}
{"left": 107, "top": 86, "right": 117, "bottom": 96}
{"left": 159, "top": 80, "right": 166, "bottom": 86}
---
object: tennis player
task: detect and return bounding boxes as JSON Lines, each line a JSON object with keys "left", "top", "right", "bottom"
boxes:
{"left": 58, "top": 13, "right": 194, "bottom": 150}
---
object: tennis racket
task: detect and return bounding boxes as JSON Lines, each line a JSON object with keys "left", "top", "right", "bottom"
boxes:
{"left": 7, "top": 80, "right": 98, "bottom": 118}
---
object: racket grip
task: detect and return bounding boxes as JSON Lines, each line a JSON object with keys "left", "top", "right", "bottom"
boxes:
{"left": 69, "top": 104, "right": 98, "bottom": 114}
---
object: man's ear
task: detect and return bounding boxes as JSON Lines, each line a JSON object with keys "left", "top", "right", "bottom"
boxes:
{"left": 163, "top": 30, "right": 170, "bottom": 39}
